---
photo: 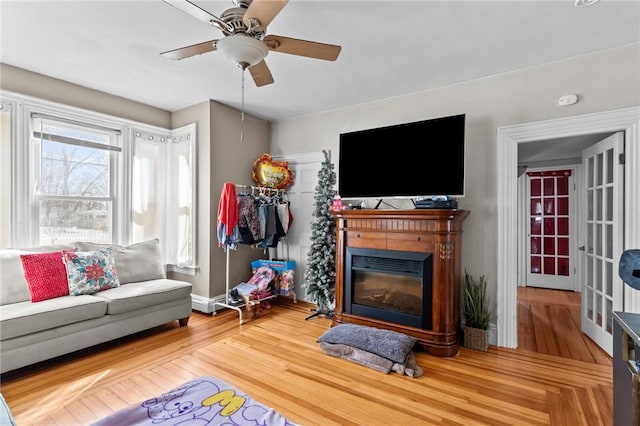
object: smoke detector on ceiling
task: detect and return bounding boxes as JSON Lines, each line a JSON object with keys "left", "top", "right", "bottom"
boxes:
{"left": 574, "top": 0, "right": 600, "bottom": 7}
{"left": 558, "top": 94, "right": 579, "bottom": 106}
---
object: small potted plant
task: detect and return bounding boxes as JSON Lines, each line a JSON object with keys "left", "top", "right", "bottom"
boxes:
{"left": 462, "top": 270, "right": 491, "bottom": 351}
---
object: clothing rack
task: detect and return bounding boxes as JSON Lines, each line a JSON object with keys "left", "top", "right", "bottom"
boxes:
{"left": 235, "top": 184, "right": 287, "bottom": 196}
{"left": 213, "top": 183, "right": 288, "bottom": 324}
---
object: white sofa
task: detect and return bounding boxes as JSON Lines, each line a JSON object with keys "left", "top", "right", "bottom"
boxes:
{"left": 0, "top": 239, "right": 192, "bottom": 374}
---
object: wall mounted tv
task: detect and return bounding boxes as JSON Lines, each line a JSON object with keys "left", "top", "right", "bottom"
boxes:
{"left": 338, "top": 114, "right": 465, "bottom": 200}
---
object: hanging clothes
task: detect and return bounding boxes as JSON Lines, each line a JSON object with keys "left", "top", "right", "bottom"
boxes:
{"left": 271, "top": 207, "right": 287, "bottom": 248}
{"left": 217, "top": 182, "right": 240, "bottom": 250}
{"left": 262, "top": 204, "right": 277, "bottom": 247}
{"left": 288, "top": 203, "right": 294, "bottom": 229}
{"left": 276, "top": 203, "right": 290, "bottom": 234}
{"left": 238, "top": 193, "right": 262, "bottom": 245}
{"left": 219, "top": 184, "right": 291, "bottom": 250}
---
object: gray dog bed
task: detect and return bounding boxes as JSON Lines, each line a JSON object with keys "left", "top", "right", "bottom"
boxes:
{"left": 316, "top": 323, "right": 423, "bottom": 377}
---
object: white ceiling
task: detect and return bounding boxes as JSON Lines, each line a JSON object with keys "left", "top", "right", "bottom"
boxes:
{"left": 517, "top": 132, "right": 614, "bottom": 165}
{"left": 1, "top": 0, "right": 639, "bottom": 123}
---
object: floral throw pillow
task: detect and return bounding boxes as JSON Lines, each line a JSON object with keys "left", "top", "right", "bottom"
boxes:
{"left": 63, "top": 248, "right": 120, "bottom": 295}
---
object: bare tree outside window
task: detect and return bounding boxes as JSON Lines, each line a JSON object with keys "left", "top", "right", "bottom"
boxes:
{"left": 36, "top": 122, "right": 114, "bottom": 244}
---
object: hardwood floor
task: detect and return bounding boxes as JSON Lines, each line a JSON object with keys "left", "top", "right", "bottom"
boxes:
{"left": 1, "top": 289, "right": 613, "bottom": 425}
{"left": 518, "top": 286, "right": 612, "bottom": 365}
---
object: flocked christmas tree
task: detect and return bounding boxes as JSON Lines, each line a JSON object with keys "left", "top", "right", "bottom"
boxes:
{"left": 303, "top": 150, "right": 337, "bottom": 319}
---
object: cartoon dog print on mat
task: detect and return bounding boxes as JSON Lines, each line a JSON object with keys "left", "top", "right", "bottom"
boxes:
{"left": 141, "top": 377, "right": 295, "bottom": 425}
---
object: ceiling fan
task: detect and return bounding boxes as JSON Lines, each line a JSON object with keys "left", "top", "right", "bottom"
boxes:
{"left": 160, "top": 0, "right": 342, "bottom": 87}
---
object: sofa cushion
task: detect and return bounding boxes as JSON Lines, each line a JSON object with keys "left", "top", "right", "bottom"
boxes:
{"left": 63, "top": 248, "right": 120, "bottom": 295}
{"left": 76, "top": 239, "right": 165, "bottom": 284}
{"left": 0, "top": 244, "right": 76, "bottom": 305}
{"left": 20, "top": 251, "right": 70, "bottom": 302}
{"left": 91, "top": 278, "right": 192, "bottom": 315}
{"left": 0, "top": 295, "right": 107, "bottom": 340}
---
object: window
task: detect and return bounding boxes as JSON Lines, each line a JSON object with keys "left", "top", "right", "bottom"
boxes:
{"left": 2, "top": 91, "right": 197, "bottom": 272}
{"left": 31, "top": 114, "right": 121, "bottom": 245}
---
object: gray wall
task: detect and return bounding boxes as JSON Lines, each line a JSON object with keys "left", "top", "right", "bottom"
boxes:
{"left": 171, "top": 100, "right": 271, "bottom": 299}
{"left": 208, "top": 102, "right": 271, "bottom": 299}
{"left": 0, "top": 63, "right": 171, "bottom": 127}
{"left": 270, "top": 43, "right": 640, "bottom": 307}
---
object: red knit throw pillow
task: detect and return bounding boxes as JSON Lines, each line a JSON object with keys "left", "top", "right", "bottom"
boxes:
{"left": 20, "top": 251, "right": 70, "bottom": 302}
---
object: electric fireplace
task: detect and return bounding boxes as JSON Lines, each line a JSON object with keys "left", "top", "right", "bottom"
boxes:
{"left": 332, "top": 209, "right": 470, "bottom": 357}
{"left": 345, "top": 248, "right": 432, "bottom": 329}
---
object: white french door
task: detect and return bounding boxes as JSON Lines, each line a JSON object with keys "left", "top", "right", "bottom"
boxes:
{"left": 580, "top": 132, "right": 624, "bottom": 356}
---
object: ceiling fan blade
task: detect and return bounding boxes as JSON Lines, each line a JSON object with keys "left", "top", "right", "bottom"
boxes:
{"left": 243, "top": 0, "right": 288, "bottom": 32}
{"left": 263, "top": 35, "right": 341, "bottom": 61}
{"left": 248, "top": 60, "right": 274, "bottom": 87}
{"left": 160, "top": 39, "right": 218, "bottom": 60}
{"left": 163, "top": 0, "right": 217, "bottom": 25}
{"left": 162, "top": 0, "right": 232, "bottom": 32}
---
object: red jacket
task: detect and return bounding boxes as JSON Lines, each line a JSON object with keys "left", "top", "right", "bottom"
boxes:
{"left": 217, "top": 182, "right": 239, "bottom": 236}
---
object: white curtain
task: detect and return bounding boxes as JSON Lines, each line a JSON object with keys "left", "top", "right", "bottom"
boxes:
{"left": 132, "top": 126, "right": 194, "bottom": 268}
{"left": 0, "top": 102, "right": 13, "bottom": 249}
{"left": 132, "top": 134, "right": 167, "bottom": 246}
{"left": 168, "top": 134, "right": 193, "bottom": 266}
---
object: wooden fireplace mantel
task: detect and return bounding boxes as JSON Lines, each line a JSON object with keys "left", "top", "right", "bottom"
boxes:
{"left": 332, "top": 208, "right": 470, "bottom": 357}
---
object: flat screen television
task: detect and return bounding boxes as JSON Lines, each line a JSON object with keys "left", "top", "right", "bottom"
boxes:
{"left": 338, "top": 114, "right": 465, "bottom": 199}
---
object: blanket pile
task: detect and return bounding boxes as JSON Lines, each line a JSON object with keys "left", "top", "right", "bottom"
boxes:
{"left": 92, "top": 376, "right": 296, "bottom": 426}
{"left": 316, "top": 323, "right": 423, "bottom": 377}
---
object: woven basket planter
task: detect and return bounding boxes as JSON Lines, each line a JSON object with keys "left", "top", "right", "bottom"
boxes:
{"left": 462, "top": 325, "right": 488, "bottom": 351}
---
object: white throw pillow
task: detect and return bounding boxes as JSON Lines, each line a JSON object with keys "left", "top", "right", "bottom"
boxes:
{"left": 75, "top": 239, "right": 165, "bottom": 284}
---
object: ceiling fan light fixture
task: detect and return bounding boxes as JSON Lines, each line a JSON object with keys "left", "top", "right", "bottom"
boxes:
{"left": 216, "top": 35, "right": 268, "bottom": 68}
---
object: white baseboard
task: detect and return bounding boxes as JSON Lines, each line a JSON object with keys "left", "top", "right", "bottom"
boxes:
{"left": 488, "top": 323, "right": 497, "bottom": 347}
{"left": 191, "top": 294, "right": 226, "bottom": 313}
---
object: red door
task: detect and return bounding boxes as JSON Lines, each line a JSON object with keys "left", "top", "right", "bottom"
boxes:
{"left": 526, "top": 169, "right": 575, "bottom": 290}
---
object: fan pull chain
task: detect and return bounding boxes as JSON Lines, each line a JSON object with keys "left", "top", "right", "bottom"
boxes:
{"left": 240, "top": 67, "right": 245, "bottom": 143}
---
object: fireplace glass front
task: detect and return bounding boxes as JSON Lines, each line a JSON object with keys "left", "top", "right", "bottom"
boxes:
{"left": 345, "top": 247, "right": 433, "bottom": 329}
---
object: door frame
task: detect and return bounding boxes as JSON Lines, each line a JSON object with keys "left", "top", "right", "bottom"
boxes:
{"left": 496, "top": 106, "right": 640, "bottom": 348}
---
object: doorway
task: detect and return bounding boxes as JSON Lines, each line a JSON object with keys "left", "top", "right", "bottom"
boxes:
{"left": 496, "top": 106, "right": 640, "bottom": 350}
{"left": 517, "top": 133, "right": 625, "bottom": 356}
